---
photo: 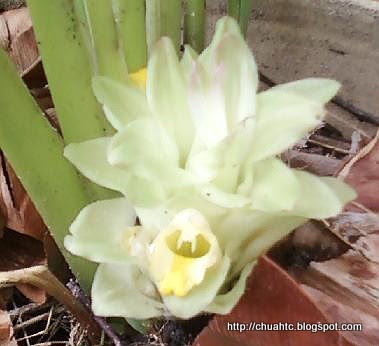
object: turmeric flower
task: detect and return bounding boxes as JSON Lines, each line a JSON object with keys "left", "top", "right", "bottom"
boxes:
{"left": 64, "top": 17, "right": 355, "bottom": 319}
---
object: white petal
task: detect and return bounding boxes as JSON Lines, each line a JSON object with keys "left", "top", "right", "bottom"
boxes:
{"left": 236, "top": 160, "right": 254, "bottom": 197}
{"left": 64, "top": 137, "right": 130, "bottom": 193}
{"left": 206, "top": 34, "right": 257, "bottom": 130}
{"left": 189, "top": 31, "right": 257, "bottom": 147}
{"left": 92, "top": 76, "right": 151, "bottom": 130}
{"left": 64, "top": 198, "right": 135, "bottom": 263}
{"left": 107, "top": 118, "right": 180, "bottom": 181}
{"left": 216, "top": 209, "right": 274, "bottom": 260}
{"left": 233, "top": 216, "right": 306, "bottom": 275}
{"left": 187, "top": 118, "right": 255, "bottom": 189}
{"left": 180, "top": 44, "right": 198, "bottom": 81}
{"left": 250, "top": 158, "right": 300, "bottom": 212}
{"left": 198, "top": 184, "right": 250, "bottom": 208}
{"left": 136, "top": 205, "right": 174, "bottom": 234}
{"left": 147, "top": 37, "right": 194, "bottom": 162}
{"left": 293, "top": 171, "right": 356, "bottom": 219}
{"left": 200, "top": 17, "right": 244, "bottom": 69}
{"left": 251, "top": 90, "right": 324, "bottom": 161}
{"left": 162, "top": 256, "right": 230, "bottom": 319}
{"left": 269, "top": 78, "right": 341, "bottom": 104}
{"left": 188, "top": 62, "right": 229, "bottom": 148}
{"left": 149, "top": 209, "right": 223, "bottom": 297}
{"left": 199, "top": 17, "right": 258, "bottom": 129}
{"left": 92, "top": 263, "right": 164, "bottom": 319}
{"left": 186, "top": 138, "right": 224, "bottom": 182}
{"left": 165, "top": 188, "right": 227, "bottom": 230}
{"left": 210, "top": 118, "right": 256, "bottom": 193}
{"left": 206, "top": 261, "right": 255, "bottom": 314}
{"left": 64, "top": 138, "right": 166, "bottom": 206}
{"left": 123, "top": 174, "right": 167, "bottom": 207}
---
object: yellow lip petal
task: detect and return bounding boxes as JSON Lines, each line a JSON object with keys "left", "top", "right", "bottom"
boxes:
{"left": 149, "top": 209, "right": 222, "bottom": 297}
{"left": 130, "top": 68, "right": 147, "bottom": 89}
{"left": 159, "top": 255, "right": 196, "bottom": 297}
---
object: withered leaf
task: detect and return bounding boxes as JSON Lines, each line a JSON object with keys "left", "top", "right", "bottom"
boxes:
{"left": 0, "top": 310, "right": 17, "bottom": 346}
{"left": 194, "top": 256, "right": 353, "bottom": 346}
{"left": 340, "top": 130, "right": 379, "bottom": 213}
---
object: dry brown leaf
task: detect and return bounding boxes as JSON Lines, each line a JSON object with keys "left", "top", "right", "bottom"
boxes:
{"left": 325, "top": 104, "right": 377, "bottom": 142}
{"left": 0, "top": 229, "right": 45, "bottom": 272}
{"left": 282, "top": 150, "right": 344, "bottom": 176}
{"left": 327, "top": 212, "right": 379, "bottom": 261}
{"left": 194, "top": 256, "right": 354, "bottom": 346}
{"left": 0, "top": 229, "right": 47, "bottom": 304}
{"left": 0, "top": 155, "right": 47, "bottom": 241}
{"left": 0, "top": 265, "right": 102, "bottom": 344}
{"left": 0, "top": 8, "right": 39, "bottom": 75}
{"left": 296, "top": 250, "right": 379, "bottom": 345}
{"left": 339, "top": 129, "right": 379, "bottom": 213}
{"left": 0, "top": 309, "right": 17, "bottom": 346}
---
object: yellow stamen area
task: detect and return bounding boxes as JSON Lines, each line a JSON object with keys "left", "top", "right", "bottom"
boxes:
{"left": 129, "top": 68, "right": 147, "bottom": 90}
{"left": 158, "top": 231, "right": 211, "bottom": 297}
{"left": 159, "top": 256, "right": 195, "bottom": 297}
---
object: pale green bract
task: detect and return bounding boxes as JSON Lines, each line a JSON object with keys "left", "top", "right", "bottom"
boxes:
{"left": 63, "top": 17, "right": 356, "bottom": 319}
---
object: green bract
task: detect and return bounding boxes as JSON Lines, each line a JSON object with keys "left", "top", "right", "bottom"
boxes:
{"left": 63, "top": 17, "right": 356, "bottom": 319}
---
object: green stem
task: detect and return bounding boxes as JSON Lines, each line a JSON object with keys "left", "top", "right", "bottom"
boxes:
{"left": 0, "top": 48, "right": 96, "bottom": 293}
{"left": 239, "top": 0, "right": 254, "bottom": 36}
{"left": 228, "top": 0, "right": 253, "bottom": 37}
{"left": 146, "top": 0, "right": 182, "bottom": 56}
{"left": 26, "top": 0, "right": 113, "bottom": 143}
{"left": 82, "top": 0, "right": 129, "bottom": 82}
{"left": 0, "top": 265, "right": 102, "bottom": 343}
{"left": 113, "top": 0, "right": 147, "bottom": 73}
{"left": 27, "top": 0, "right": 119, "bottom": 202}
{"left": 145, "top": 0, "right": 161, "bottom": 56}
{"left": 184, "top": 0, "right": 205, "bottom": 53}
{"left": 160, "top": 0, "right": 182, "bottom": 54}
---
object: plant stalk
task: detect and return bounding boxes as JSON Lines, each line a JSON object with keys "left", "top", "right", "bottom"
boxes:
{"left": 113, "top": 0, "right": 147, "bottom": 73}
{"left": 184, "top": 0, "right": 205, "bottom": 53}
{"left": 27, "top": 0, "right": 120, "bottom": 202}
{"left": 228, "top": 0, "right": 253, "bottom": 37}
{"left": 146, "top": 0, "right": 182, "bottom": 56}
{"left": 82, "top": 0, "right": 129, "bottom": 82}
{"left": 26, "top": 0, "right": 113, "bottom": 143}
{"left": 0, "top": 48, "right": 96, "bottom": 293}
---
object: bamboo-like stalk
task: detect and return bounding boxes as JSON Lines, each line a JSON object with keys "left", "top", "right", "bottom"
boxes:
{"left": 0, "top": 265, "right": 102, "bottom": 342}
{"left": 146, "top": 0, "right": 182, "bottom": 56}
{"left": 145, "top": 0, "right": 161, "bottom": 56}
{"left": 228, "top": 0, "right": 253, "bottom": 36}
{"left": 239, "top": 0, "right": 254, "bottom": 36}
{"left": 0, "top": 48, "right": 96, "bottom": 293}
{"left": 82, "top": 0, "right": 129, "bottom": 82}
{"left": 160, "top": 0, "right": 182, "bottom": 54}
{"left": 113, "top": 0, "right": 147, "bottom": 73}
{"left": 26, "top": 0, "right": 113, "bottom": 143}
{"left": 27, "top": 0, "right": 120, "bottom": 202}
{"left": 184, "top": 0, "right": 205, "bottom": 53}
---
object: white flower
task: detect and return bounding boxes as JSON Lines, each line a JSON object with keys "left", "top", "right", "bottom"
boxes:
{"left": 63, "top": 17, "right": 356, "bottom": 319}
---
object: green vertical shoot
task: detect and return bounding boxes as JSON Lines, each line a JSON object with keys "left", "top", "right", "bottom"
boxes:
{"left": 82, "top": 0, "right": 129, "bottom": 82}
{"left": 146, "top": 0, "right": 161, "bottom": 56}
{"left": 0, "top": 48, "right": 96, "bottom": 293}
{"left": 160, "top": 0, "right": 182, "bottom": 54}
{"left": 113, "top": 0, "right": 147, "bottom": 73}
{"left": 27, "top": 0, "right": 113, "bottom": 143}
{"left": 27, "top": 0, "right": 119, "bottom": 202}
{"left": 228, "top": 0, "right": 253, "bottom": 37}
{"left": 184, "top": 0, "right": 205, "bottom": 53}
{"left": 146, "top": 0, "right": 182, "bottom": 56}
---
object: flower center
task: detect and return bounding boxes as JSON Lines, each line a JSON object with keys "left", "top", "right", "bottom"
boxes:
{"left": 149, "top": 209, "right": 222, "bottom": 298}
{"left": 129, "top": 68, "right": 147, "bottom": 89}
{"left": 166, "top": 230, "right": 210, "bottom": 258}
